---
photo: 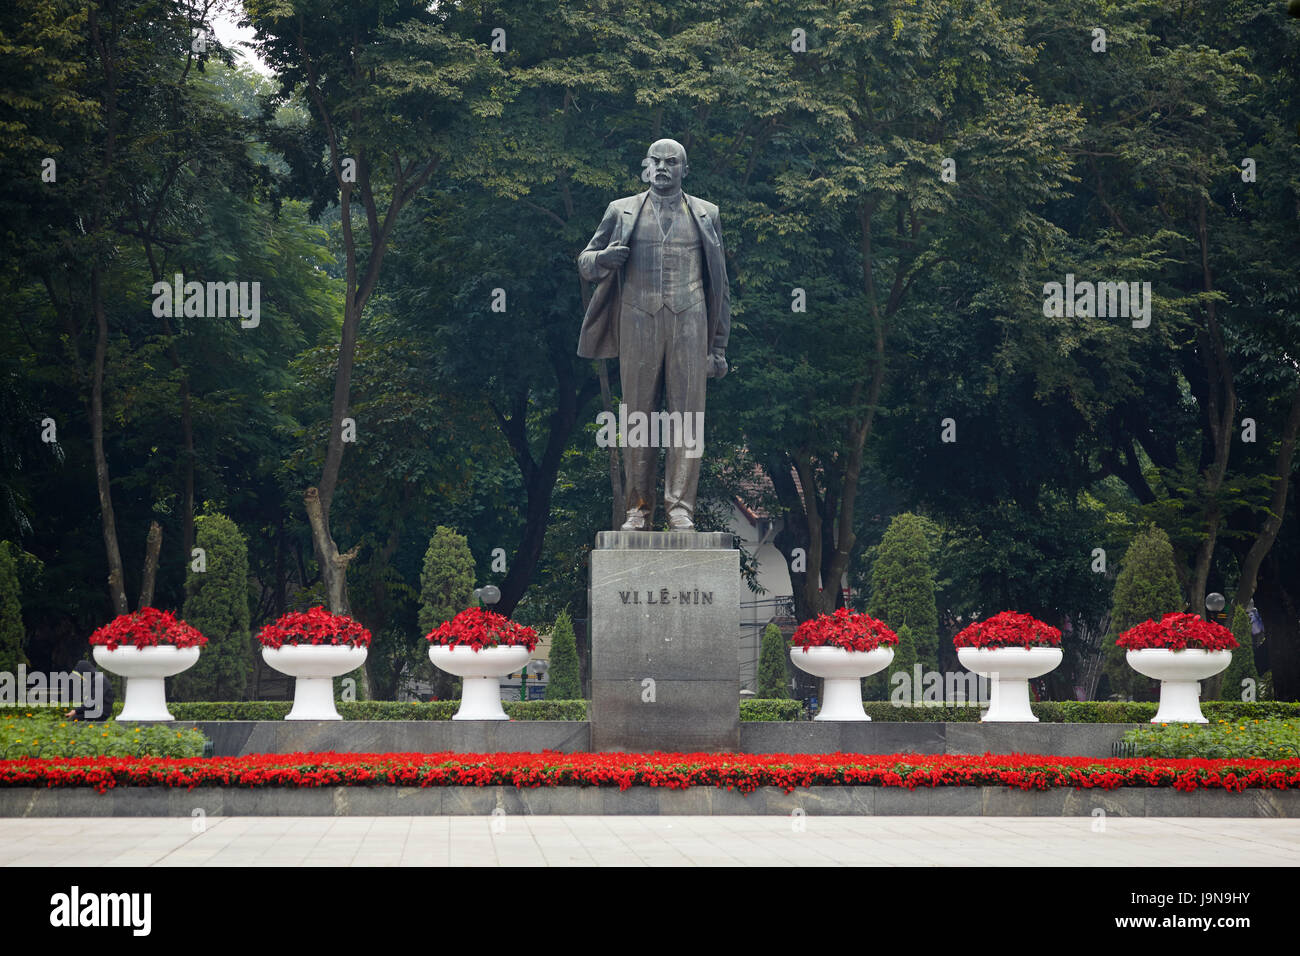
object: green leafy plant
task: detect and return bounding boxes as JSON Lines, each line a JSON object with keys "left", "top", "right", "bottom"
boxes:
{"left": 757, "top": 623, "right": 791, "bottom": 699}
{"left": 1121, "top": 719, "right": 1300, "bottom": 759}
{"left": 0, "top": 542, "right": 25, "bottom": 674}
{"left": 0, "top": 712, "right": 205, "bottom": 758}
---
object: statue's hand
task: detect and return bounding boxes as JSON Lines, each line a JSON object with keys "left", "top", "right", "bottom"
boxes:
{"left": 596, "top": 243, "right": 630, "bottom": 269}
{"left": 707, "top": 350, "right": 728, "bottom": 379}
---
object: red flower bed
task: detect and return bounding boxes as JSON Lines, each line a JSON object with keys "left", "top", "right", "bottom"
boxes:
{"left": 257, "top": 607, "right": 371, "bottom": 648}
{"left": 953, "top": 611, "right": 1061, "bottom": 649}
{"left": 1117, "top": 612, "right": 1239, "bottom": 652}
{"left": 88, "top": 608, "right": 207, "bottom": 650}
{"left": 426, "top": 607, "right": 539, "bottom": 652}
{"left": 792, "top": 608, "right": 898, "bottom": 653}
{"left": 4, "top": 752, "right": 1297, "bottom": 795}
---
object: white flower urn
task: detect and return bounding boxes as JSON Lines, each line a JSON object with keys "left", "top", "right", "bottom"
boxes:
{"left": 1125, "top": 648, "right": 1232, "bottom": 724}
{"left": 429, "top": 644, "right": 532, "bottom": 720}
{"left": 789, "top": 646, "right": 894, "bottom": 721}
{"left": 956, "top": 646, "right": 1062, "bottom": 722}
{"left": 261, "top": 644, "right": 368, "bottom": 720}
{"left": 93, "top": 645, "right": 200, "bottom": 722}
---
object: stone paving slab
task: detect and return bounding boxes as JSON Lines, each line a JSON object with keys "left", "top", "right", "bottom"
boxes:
{"left": 2, "top": 785, "right": 1297, "bottom": 817}
{"left": 2, "top": 815, "right": 1297, "bottom": 867}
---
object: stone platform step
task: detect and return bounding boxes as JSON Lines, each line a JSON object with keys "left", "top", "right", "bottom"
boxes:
{"left": 3, "top": 784, "right": 1294, "bottom": 818}
{"left": 165, "top": 720, "right": 1143, "bottom": 758}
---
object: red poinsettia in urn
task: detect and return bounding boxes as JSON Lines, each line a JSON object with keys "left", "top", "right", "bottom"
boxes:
{"left": 1118, "top": 612, "right": 1237, "bottom": 724}
{"left": 427, "top": 607, "right": 539, "bottom": 720}
{"left": 257, "top": 607, "right": 371, "bottom": 721}
{"left": 89, "top": 608, "right": 208, "bottom": 722}
{"left": 789, "top": 608, "right": 898, "bottom": 721}
{"left": 954, "top": 611, "right": 1062, "bottom": 723}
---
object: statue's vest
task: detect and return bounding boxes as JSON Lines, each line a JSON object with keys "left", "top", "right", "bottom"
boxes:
{"left": 622, "top": 197, "right": 707, "bottom": 316}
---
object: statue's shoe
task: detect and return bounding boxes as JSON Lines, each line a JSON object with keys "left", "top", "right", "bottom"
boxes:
{"left": 620, "top": 513, "right": 647, "bottom": 531}
{"left": 667, "top": 514, "right": 694, "bottom": 531}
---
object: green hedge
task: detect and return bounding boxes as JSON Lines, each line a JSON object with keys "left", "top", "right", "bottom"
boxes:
{"left": 9, "top": 699, "right": 1297, "bottom": 725}
{"left": 0, "top": 712, "right": 206, "bottom": 758}
{"left": 162, "top": 700, "right": 590, "bottom": 721}
{"left": 175, "top": 699, "right": 801, "bottom": 721}
{"left": 1120, "top": 719, "right": 1300, "bottom": 759}
{"left": 860, "top": 701, "right": 1300, "bottom": 723}
{"left": 740, "top": 699, "right": 803, "bottom": 721}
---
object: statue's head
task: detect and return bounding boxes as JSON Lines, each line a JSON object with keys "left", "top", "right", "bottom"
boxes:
{"left": 645, "top": 138, "right": 688, "bottom": 194}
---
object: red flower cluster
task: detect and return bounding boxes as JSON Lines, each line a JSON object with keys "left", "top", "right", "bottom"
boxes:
{"left": 87, "top": 608, "right": 208, "bottom": 650}
{"left": 256, "top": 607, "right": 371, "bottom": 648}
{"left": 1117, "top": 612, "right": 1239, "bottom": 652}
{"left": 953, "top": 611, "right": 1062, "bottom": 649}
{"left": 426, "top": 606, "right": 539, "bottom": 652}
{"left": 3, "top": 751, "right": 1297, "bottom": 795}
{"left": 791, "top": 608, "right": 898, "bottom": 653}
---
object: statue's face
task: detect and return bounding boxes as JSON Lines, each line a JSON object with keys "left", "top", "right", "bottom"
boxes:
{"left": 646, "top": 140, "right": 687, "bottom": 194}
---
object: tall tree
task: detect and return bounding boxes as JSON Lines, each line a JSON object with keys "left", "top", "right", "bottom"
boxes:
{"left": 711, "top": 0, "right": 1081, "bottom": 621}
{"left": 246, "top": 0, "right": 501, "bottom": 624}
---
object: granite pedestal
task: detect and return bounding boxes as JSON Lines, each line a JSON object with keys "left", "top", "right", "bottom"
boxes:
{"left": 589, "top": 530, "right": 740, "bottom": 751}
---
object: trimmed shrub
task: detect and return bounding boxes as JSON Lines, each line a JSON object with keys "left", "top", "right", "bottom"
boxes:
{"left": 757, "top": 622, "right": 791, "bottom": 699}
{"left": 546, "top": 609, "right": 581, "bottom": 700}
{"left": 740, "top": 698, "right": 803, "bottom": 721}
{"left": 418, "top": 527, "right": 476, "bottom": 634}
{"left": 1219, "top": 606, "right": 1261, "bottom": 701}
{"left": 866, "top": 514, "right": 940, "bottom": 671}
{"left": 0, "top": 541, "right": 25, "bottom": 673}
{"left": 173, "top": 513, "right": 250, "bottom": 701}
{"left": 881, "top": 623, "right": 917, "bottom": 702}
{"left": 1102, "top": 524, "right": 1184, "bottom": 700}
{"left": 419, "top": 527, "right": 476, "bottom": 700}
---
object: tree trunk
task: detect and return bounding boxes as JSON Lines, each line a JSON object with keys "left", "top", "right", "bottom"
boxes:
{"left": 1256, "top": 550, "right": 1299, "bottom": 701}
{"left": 1233, "top": 386, "right": 1300, "bottom": 608}
{"left": 1188, "top": 195, "right": 1235, "bottom": 617}
{"left": 494, "top": 358, "right": 587, "bottom": 615}
{"left": 90, "top": 266, "right": 129, "bottom": 616}
{"left": 304, "top": 487, "right": 356, "bottom": 616}
{"left": 139, "top": 521, "right": 163, "bottom": 608}
{"left": 598, "top": 359, "right": 624, "bottom": 528}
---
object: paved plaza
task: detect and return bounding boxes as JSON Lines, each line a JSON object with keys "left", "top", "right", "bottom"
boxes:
{"left": 2, "top": 816, "right": 1297, "bottom": 866}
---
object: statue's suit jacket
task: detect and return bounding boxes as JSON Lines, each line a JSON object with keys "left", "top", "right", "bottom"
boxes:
{"left": 576, "top": 190, "right": 730, "bottom": 361}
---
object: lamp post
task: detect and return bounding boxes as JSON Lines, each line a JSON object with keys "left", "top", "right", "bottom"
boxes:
{"left": 1206, "top": 592, "right": 1226, "bottom": 622}
{"left": 473, "top": 586, "right": 510, "bottom": 698}
{"left": 527, "top": 659, "right": 548, "bottom": 701}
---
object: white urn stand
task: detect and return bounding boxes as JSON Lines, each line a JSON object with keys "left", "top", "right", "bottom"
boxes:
{"left": 1125, "top": 648, "right": 1232, "bottom": 724}
{"left": 956, "top": 647, "right": 1062, "bottom": 722}
{"left": 93, "top": 645, "right": 200, "bottom": 722}
{"left": 261, "top": 644, "right": 369, "bottom": 720}
{"left": 429, "top": 644, "right": 532, "bottom": 720}
{"left": 789, "top": 646, "right": 894, "bottom": 721}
